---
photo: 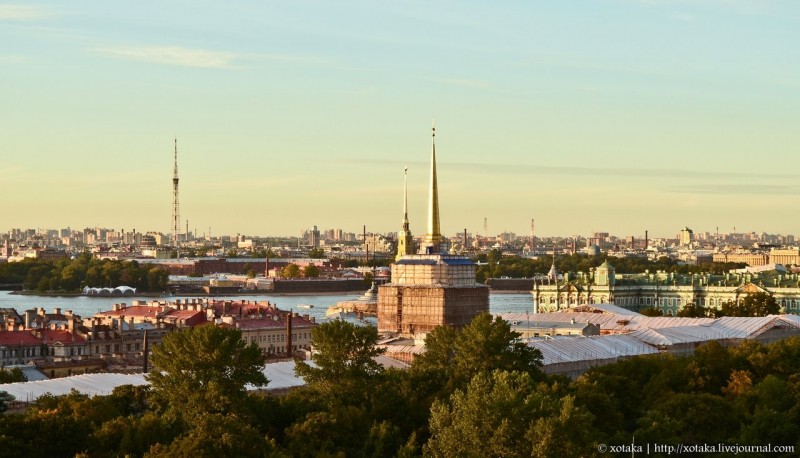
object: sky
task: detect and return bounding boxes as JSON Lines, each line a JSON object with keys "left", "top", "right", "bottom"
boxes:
{"left": 2, "top": 0, "right": 799, "bottom": 239}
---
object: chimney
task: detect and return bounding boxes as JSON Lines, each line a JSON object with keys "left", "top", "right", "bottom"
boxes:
{"left": 24, "top": 309, "right": 36, "bottom": 329}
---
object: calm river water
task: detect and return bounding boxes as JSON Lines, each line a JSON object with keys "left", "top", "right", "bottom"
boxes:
{"left": 0, "top": 291, "right": 534, "bottom": 322}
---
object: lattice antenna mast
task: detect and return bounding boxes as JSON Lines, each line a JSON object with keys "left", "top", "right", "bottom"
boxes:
{"left": 171, "top": 138, "right": 180, "bottom": 255}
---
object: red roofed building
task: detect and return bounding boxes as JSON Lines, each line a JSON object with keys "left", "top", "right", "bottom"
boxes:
{"left": 0, "top": 330, "right": 45, "bottom": 365}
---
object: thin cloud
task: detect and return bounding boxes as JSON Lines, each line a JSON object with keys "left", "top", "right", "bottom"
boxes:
{"left": 0, "top": 5, "right": 50, "bottom": 20}
{"left": 436, "top": 78, "right": 491, "bottom": 89}
{"left": 0, "top": 55, "right": 27, "bottom": 64}
{"left": 670, "top": 13, "right": 697, "bottom": 22}
{"left": 253, "top": 53, "right": 335, "bottom": 66}
{"left": 340, "top": 157, "right": 797, "bottom": 181}
{"left": 666, "top": 184, "right": 800, "bottom": 195}
{"left": 92, "top": 46, "right": 237, "bottom": 69}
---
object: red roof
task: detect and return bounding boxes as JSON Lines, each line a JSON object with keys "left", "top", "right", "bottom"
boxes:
{"left": 95, "top": 306, "right": 163, "bottom": 319}
{"left": 162, "top": 309, "right": 207, "bottom": 327}
{"left": 41, "top": 329, "right": 86, "bottom": 344}
{"left": 0, "top": 330, "right": 41, "bottom": 346}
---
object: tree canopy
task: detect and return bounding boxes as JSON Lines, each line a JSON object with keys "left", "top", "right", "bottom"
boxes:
{"left": 295, "top": 319, "right": 384, "bottom": 391}
{"left": 2, "top": 335, "right": 800, "bottom": 456}
{"left": 718, "top": 292, "right": 781, "bottom": 317}
{"left": 302, "top": 263, "right": 320, "bottom": 278}
{"left": 147, "top": 325, "right": 268, "bottom": 423}
{"left": 281, "top": 263, "right": 301, "bottom": 279}
{"left": 412, "top": 312, "right": 544, "bottom": 391}
{"left": 0, "top": 253, "right": 169, "bottom": 293}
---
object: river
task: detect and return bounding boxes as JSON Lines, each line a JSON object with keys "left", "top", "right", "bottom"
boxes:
{"left": 0, "top": 290, "right": 535, "bottom": 323}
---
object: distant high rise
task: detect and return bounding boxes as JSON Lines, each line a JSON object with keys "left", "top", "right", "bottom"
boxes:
{"left": 309, "top": 226, "right": 320, "bottom": 248}
{"left": 171, "top": 138, "right": 180, "bottom": 252}
{"left": 679, "top": 227, "right": 694, "bottom": 246}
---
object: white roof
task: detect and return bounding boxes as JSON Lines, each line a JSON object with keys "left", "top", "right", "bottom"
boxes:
{"left": 1, "top": 373, "right": 148, "bottom": 403}
{"left": 627, "top": 315, "right": 800, "bottom": 346}
{"left": 2, "top": 357, "right": 407, "bottom": 403}
{"left": 528, "top": 334, "right": 659, "bottom": 365}
{"left": 499, "top": 312, "right": 717, "bottom": 333}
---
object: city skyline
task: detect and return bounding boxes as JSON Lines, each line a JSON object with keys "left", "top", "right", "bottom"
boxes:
{"left": 3, "top": 1, "right": 799, "bottom": 238}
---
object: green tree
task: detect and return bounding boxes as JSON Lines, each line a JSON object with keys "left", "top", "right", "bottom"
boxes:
{"left": 281, "top": 263, "right": 301, "bottom": 279}
{"left": 308, "top": 248, "right": 325, "bottom": 258}
{"left": 413, "top": 313, "right": 544, "bottom": 390}
{"left": 719, "top": 292, "right": 780, "bottom": 317}
{"left": 145, "top": 413, "right": 273, "bottom": 458}
{"left": 0, "top": 367, "right": 27, "bottom": 384}
{"left": 742, "top": 292, "right": 780, "bottom": 316}
{"left": 0, "top": 391, "right": 14, "bottom": 413}
{"left": 60, "top": 264, "right": 84, "bottom": 290}
{"left": 677, "top": 303, "right": 709, "bottom": 317}
{"left": 639, "top": 307, "right": 664, "bottom": 317}
{"left": 302, "top": 263, "right": 320, "bottom": 278}
{"left": 425, "top": 370, "right": 595, "bottom": 457}
{"left": 295, "top": 319, "right": 384, "bottom": 392}
{"left": 146, "top": 268, "right": 168, "bottom": 291}
{"left": 147, "top": 326, "right": 268, "bottom": 423}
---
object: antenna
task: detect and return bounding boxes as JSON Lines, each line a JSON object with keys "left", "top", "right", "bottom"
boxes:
{"left": 171, "top": 137, "right": 181, "bottom": 257}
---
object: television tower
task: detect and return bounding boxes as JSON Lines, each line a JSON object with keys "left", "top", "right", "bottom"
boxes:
{"left": 171, "top": 138, "right": 180, "bottom": 253}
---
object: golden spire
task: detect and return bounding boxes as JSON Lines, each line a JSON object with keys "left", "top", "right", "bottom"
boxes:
{"left": 428, "top": 121, "right": 440, "bottom": 238}
{"left": 420, "top": 121, "right": 444, "bottom": 253}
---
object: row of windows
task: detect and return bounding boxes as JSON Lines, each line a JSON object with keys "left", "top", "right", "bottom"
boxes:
{"left": 246, "top": 332, "right": 310, "bottom": 345}
{"left": 1, "top": 346, "right": 84, "bottom": 358}
{"left": 93, "top": 342, "right": 142, "bottom": 354}
{"left": 541, "top": 294, "right": 800, "bottom": 310}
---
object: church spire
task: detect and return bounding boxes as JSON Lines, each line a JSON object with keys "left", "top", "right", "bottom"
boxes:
{"left": 427, "top": 122, "right": 441, "bottom": 240}
{"left": 397, "top": 166, "right": 414, "bottom": 260}
{"left": 402, "top": 166, "right": 409, "bottom": 232}
{"left": 418, "top": 121, "right": 446, "bottom": 254}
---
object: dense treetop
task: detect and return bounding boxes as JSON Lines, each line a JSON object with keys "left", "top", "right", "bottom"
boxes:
{"left": 2, "top": 316, "right": 800, "bottom": 456}
{"left": 0, "top": 253, "right": 169, "bottom": 293}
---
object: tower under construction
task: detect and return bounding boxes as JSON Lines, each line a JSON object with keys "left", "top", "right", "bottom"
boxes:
{"left": 171, "top": 138, "right": 180, "bottom": 253}
{"left": 378, "top": 124, "right": 489, "bottom": 336}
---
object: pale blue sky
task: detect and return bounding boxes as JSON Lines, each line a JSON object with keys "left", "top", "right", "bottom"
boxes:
{"left": 2, "top": 1, "right": 799, "bottom": 239}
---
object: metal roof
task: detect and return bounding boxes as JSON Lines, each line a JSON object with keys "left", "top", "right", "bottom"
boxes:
{"left": 0, "top": 358, "right": 403, "bottom": 403}
{"left": 528, "top": 334, "right": 659, "bottom": 365}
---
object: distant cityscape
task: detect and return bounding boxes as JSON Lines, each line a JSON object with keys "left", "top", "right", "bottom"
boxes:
{"left": 2, "top": 224, "right": 799, "bottom": 267}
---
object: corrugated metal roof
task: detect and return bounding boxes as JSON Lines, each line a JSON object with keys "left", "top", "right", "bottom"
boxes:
{"left": 528, "top": 334, "right": 659, "bottom": 365}
{"left": 380, "top": 344, "right": 426, "bottom": 355}
{"left": 498, "top": 312, "right": 716, "bottom": 332}
{"left": 1, "top": 358, "right": 404, "bottom": 403}
{"left": 576, "top": 303, "right": 643, "bottom": 316}
{"left": 1, "top": 373, "right": 148, "bottom": 403}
